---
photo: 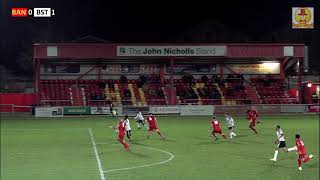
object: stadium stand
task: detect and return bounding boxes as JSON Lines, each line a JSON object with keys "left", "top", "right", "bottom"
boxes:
{"left": 251, "top": 75, "right": 297, "bottom": 104}
{"left": 39, "top": 79, "right": 167, "bottom": 106}
{"left": 39, "top": 80, "right": 72, "bottom": 106}
{"left": 39, "top": 74, "right": 299, "bottom": 106}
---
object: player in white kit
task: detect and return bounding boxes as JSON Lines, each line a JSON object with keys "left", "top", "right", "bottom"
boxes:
{"left": 134, "top": 112, "right": 146, "bottom": 130}
{"left": 123, "top": 115, "right": 132, "bottom": 141}
{"left": 270, "top": 125, "right": 289, "bottom": 161}
{"left": 225, "top": 113, "right": 237, "bottom": 139}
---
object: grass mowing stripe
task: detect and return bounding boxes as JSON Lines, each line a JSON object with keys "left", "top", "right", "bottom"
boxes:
{"left": 89, "top": 128, "right": 107, "bottom": 180}
{"left": 103, "top": 145, "right": 175, "bottom": 173}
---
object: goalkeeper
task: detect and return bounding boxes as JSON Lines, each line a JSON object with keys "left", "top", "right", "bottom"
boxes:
{"left": 108, "top": 100, "right": 116, "bottom": 118}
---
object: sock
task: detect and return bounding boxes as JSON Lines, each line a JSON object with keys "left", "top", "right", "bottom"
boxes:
{"left": 249, "top": 126, "right": 258, "bottom": 134}
{"left": 222, "top": 134, "right": 227, "bottom": 139}
{"left": 231, "top": 132, "right": 236, "bottom": 136}
{"left": 124, "top": 143, "right": 129, "bottom": 149}
{"left": 119, "top": 139, "right": 128, "bottom": 149}
{"left": 287, "top": 146, "right": 297, "bottom": 152}
{"left": 136, "top": 123, "right": 141, "bottom": 128}
{"left": 298, "top": 159, "right": 302, "bottom": 167}
{"left": 126, "top": 133, "right": 131, "bottom": 140}
{"left": 273, "top": 150, "right": 279, "bottom": 160}
{"left": 303, "top": 157, "right": 310, "bottom": 163}
{"left": 229, "top": 132, "right": 233, "bottom": 138}
{"left": 157, "top": 131, "right": 163, "bottom": 137}
{"left": 211, "top": 132, "right": 217, "bottom": 138}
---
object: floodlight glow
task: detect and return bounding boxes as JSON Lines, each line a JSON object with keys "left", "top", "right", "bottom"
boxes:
{"left": 262, "top": 63, "right": 279, "bottom": 69}
{"left": 307, "top": 83, "right": 312, "bottom": 87}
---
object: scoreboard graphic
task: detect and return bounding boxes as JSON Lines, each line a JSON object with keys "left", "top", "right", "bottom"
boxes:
{"left": 11, "top": 8, "right": 56, "bottom": 17}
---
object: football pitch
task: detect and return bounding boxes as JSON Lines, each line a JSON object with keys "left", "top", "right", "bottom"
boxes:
{"left": 1, "top": 115, "right": 319, "bottom": 180}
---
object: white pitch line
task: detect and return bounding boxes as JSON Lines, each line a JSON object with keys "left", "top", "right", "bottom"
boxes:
{"left": 103, "top": 146, "right": 175, "bottom": 173}
{"left": 88, "top": 128, "right": 106, "bottom": 180}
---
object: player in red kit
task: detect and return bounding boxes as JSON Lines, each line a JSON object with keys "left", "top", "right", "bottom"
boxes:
{"left": 146, "top": 112, "right": 164, "bottom": 139}
{"left": 111, "top": 118, "right": 130, "bottom": 150}
{"left": 295, "top": 134, "right": 314, "bottom": 170}
{"left": 209, "top": 116, "right": 227, "bottom": 140}
{"left": 251, "top": 106, "right": 262, "bottom": 123}
{"left": 247, "top": 109, "right": 258, "bottom": 134}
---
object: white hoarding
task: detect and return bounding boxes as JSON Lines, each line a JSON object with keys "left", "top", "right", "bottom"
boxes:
{"left": 90, "top": 107, "right": 122, "bottom": 115}
{"left": 91, "top": 107, "right": 110, "bottom": 115}
{"left": 180, "top": 105, "right": 213, "bottom": 116}
{"left": 149, "top": 106, "right": 180, "bottom": 114}
{"left": 35, "top": 107, "right": 63, "bottom": 117}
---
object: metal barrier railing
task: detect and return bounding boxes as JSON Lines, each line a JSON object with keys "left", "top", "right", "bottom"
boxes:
{"left": 178, "top": 99, "right": 252, "bottom": 105}
{"left": 0, "top": 104, "right": 32, "bottom": 114}
{"left": 40, "top": 100, "right": 72, "bottom": 106}
{"left": 87, "top": 99, "right": 166, "bottom": 106}
{"left": 262, "top": 97, "right": 297, "bottom": 104}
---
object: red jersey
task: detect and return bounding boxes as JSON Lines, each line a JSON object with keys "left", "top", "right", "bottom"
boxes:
{"left": 118, "top": 120, "right": 126, "bottom": 135}
{"left": 251, "top": 109, "right": 259, "bottom": 120}
{"left": 246, "top": 111, "right": 253, "bottom": 121}
{"left": 146, "top": 116, "right": 157, "bottom": 128}
{"left": 211, "top": 120, "right": 221, "bottom": 131}
{"left": 295, "top": 138, "right": 307, "bottom": 155}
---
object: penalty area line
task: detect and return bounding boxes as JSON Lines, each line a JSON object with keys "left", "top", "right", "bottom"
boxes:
{"left": 103, "top": 146, "right": 175, "bottom": 173}
{"left": 88, "top": 128, "right": 107, "bottom": 180}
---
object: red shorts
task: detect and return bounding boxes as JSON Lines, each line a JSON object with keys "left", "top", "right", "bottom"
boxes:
{"left": 148, "top": 126, "right": 158, "bottom": 131}
{"left": 299, "top": 154, "right": 307, "bottom": 160}
{"left": 118, "top": 133, "right": 125, "bottom": 141}
{"left": 213, "top": 130, "right": 222, "bottom": 134}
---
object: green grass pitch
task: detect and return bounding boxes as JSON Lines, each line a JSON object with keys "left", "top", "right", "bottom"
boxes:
{"left": 1, "top": 115, "right": 319, "bottom": 180}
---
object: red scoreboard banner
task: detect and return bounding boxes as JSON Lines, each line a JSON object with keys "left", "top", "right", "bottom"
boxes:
{"left": 11, "top": 8, "right": 29, "bottom": 17}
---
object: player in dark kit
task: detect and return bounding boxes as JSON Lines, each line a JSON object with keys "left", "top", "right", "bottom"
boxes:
{"left": 109, "top": 101, "right": 115, "bottom": 118}
{"left": 209, "top": 116, "right": 228, "bottom": 140}
{"left": 146, "top": 112, "right": 164, "bottom": 139}
{"left": 247, "top": 109, "right": 258, "bottom": 134}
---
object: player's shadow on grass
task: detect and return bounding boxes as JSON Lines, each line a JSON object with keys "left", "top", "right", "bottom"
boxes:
{"left": 305, "top": 162, "right": 319, "bottom": 169}
{"left": 161, "top": 138, "right": 176, "bottom": 142}
{"left": 191, "top": 136, "right": 214, "bottom": 141}
{"left": 226, "top": 140, "right": 251, "bottom": 145}
{"left": 128, "top": 151, "right": 151, "bottom": 158}
{"left": 227, "top": 152, "right": 266, "bottom": 160}
{"left": 238, "top": 139, "right": 265, "bottom": 144}
{"left": 127, "top": 138, "right": 144, "bottom": 143}
{"left": 130, "top": 141, "right": 150, "bottom": 147}
{"left": 233, "top": 134, "right": 251, "bottom": 138}
{"left": 194, "top": 140, "right": 225, "bottom": 145}
{"left": 260, "top": 162, "right": 293, "bottom": 169}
